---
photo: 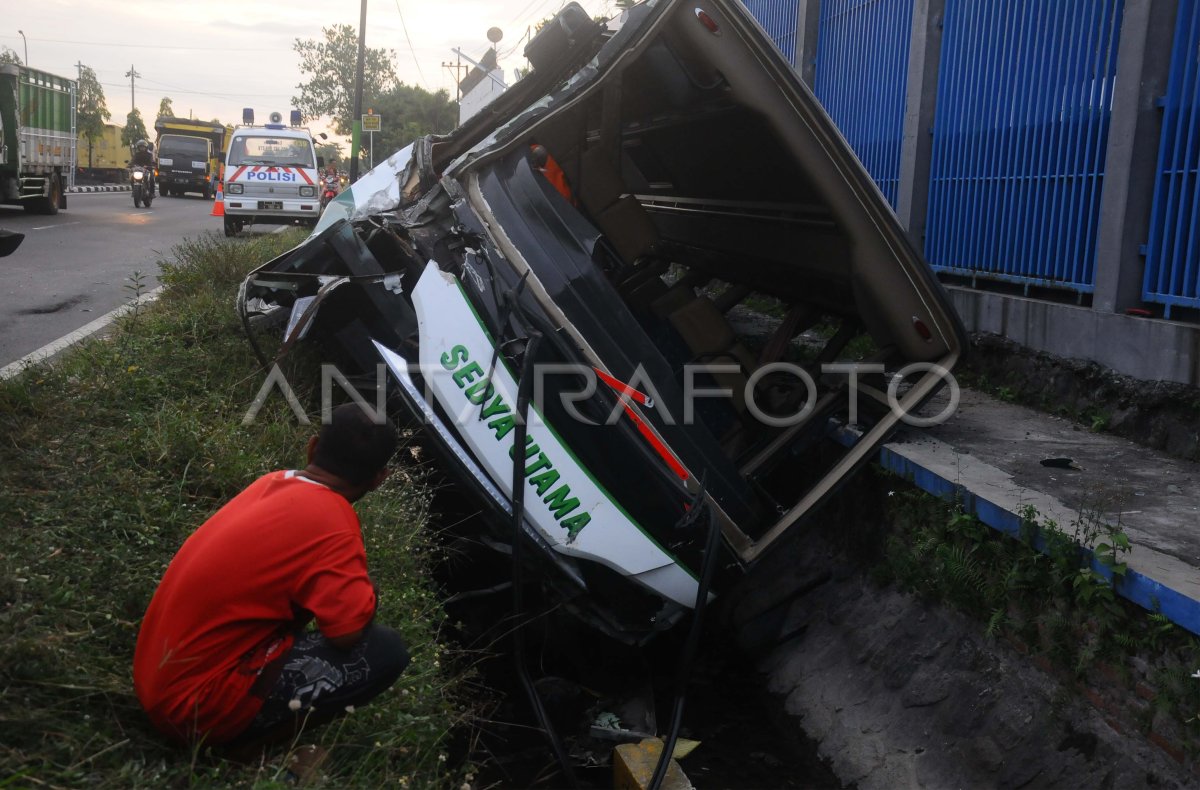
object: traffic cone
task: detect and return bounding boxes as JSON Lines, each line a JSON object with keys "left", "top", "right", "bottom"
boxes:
{"left": 211, "top": 183, "right": 225, "bottom": 217}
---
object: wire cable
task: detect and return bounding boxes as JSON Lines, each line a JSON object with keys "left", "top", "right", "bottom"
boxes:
{"left": 647, "top": 482, "right": 722, "bottom": 790}
{"left": 509, "top": 331, "right": 579, "bottom": 789}
{"left": 4, "top": 35, "right": 289, "bottom": 52}
{"left": 393, "top": 0, "right": 430, "bottom": 89}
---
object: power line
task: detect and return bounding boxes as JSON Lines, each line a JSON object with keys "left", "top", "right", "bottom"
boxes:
{"left": 506, "top": 0, "right": 553, "bottom": 29}
{"left": 393, "top": 0, "right": 430, "bottom": 89}
{"left": 0, "top": 34, "right": 290, "bottom": 53}
{"left": 138, "top": 75, "right": 282, "bottom": 101}
{"left": 99, "top": 81, "right": 289, "bottom": 101}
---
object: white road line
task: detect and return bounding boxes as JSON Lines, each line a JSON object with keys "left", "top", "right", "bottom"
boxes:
{"left": 31, "top": 221, "right": 82, "bottom": 231}
{"left": 0, "top": 286, "right": 164, "bottom": 381}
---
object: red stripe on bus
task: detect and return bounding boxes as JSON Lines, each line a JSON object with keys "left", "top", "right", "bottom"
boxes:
{"left": 622, "top": 403, "right": 689, "bottom": 481}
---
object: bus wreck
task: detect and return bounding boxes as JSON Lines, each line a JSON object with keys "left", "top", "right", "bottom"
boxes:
{"left": 238, "top": 0, "right": 966, "bottom": 646}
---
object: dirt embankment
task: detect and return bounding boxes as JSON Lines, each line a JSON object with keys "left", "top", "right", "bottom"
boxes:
{"left": 718, "top": 497, "right": 1198, "bottom": 788}
{"left": 964, "top": 333, "right": 1200, "bottom": 462}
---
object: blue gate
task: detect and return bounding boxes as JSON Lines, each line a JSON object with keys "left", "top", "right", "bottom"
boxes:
{"left": 813, "top": 0, "right": 914, "bottom": 209}
{"left": 925, "top": 0, "right": 1124, "bottom": 292}
{"left": 1143, "top": 1, "right": 1200, "bottom": 317}
{"left": 743, "top": 0, "right": 799, "bottom": 64}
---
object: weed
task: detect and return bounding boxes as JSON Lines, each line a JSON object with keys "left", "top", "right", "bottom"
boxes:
{"left": 877, "top": 484, "right": 1200, "bottom": 743}
{"left": 1088, "top": 411, "right": 1111, "bottom": 432}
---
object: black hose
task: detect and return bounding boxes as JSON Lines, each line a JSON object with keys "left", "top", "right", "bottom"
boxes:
{"left": 647, "top": 495, "right": 722, "bottom": 790}
{"left": 510, "top": 331, "right": 579, "bottom": 788}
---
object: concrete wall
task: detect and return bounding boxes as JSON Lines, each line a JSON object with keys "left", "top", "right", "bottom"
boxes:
{"left": 948, "top": 287, "right": 1200, "bottom": 386}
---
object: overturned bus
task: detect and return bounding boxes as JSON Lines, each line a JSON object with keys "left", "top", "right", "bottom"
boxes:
{"left": 238, "top": 0, "right": 967, "bottom": 644}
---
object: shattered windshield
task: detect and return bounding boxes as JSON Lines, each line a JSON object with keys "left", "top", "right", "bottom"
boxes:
{"left": 227, "top": 136, "right": 314, "bottom": 168}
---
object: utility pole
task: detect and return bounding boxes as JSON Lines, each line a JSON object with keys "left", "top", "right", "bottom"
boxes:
{"left": 349, "top": 0, "right": 368, "bottom": 183}
{"left": 125, "top": 64, "right": 140, "bottom": 114}
{"left": 441, "top": 55, "right": 468, "bottom": 103}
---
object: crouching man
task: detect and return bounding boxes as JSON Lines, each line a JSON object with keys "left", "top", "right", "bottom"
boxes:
{"left": 134, "top": 404, "right": 409, "bottom": 752}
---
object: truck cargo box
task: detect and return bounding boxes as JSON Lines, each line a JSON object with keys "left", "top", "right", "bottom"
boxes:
{"left": 0, "top": 64, "right": 75, "bottom": 213}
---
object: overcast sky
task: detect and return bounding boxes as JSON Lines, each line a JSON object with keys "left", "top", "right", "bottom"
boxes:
{"left": 5, "top": 0, "right": 620, "bottom": 143}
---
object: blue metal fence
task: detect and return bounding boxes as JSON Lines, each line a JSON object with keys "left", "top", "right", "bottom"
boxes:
{"left": 812, "top": 0, "right": 914, "bottom": 209}
{"left": 743, "top": 0, "right": 799, "bottom": 64}
{"left": 925, "top": 0, "right": 1124, "bottom": 293}
{"left": 1143, "top": 1, "right": 1200, "bottom": 317}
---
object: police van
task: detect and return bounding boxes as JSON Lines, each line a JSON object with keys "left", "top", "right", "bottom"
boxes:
{"left": 220, "top": 110, "right": 321, "bottom": 236}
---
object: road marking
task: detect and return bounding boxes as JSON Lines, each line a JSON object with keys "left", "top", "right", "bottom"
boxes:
{"left": 0, "top": 286, "right": 164, "bottom": 380}
{"left": 31, "top": 221, "right": 82, "bottom": 231}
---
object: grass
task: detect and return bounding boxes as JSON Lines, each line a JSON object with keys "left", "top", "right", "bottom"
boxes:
{"left": 0, "top": 231, "right": 470, "bottom": 787}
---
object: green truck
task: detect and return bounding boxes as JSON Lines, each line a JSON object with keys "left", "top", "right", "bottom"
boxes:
{"left": 0, "top": 64, "right": 75, "bottom": 214}
{"left": 153, "top": 117, "right": 226, "bottom": 198}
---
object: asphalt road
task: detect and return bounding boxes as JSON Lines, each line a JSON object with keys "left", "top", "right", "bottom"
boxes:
{"left": 0, "top": 190, "right": 234, "bottom": 367}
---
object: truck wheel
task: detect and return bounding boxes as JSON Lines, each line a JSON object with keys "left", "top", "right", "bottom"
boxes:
{"left": 26, "top": 172, "right": 61, "bottom": 215}
{"left": 223, "top": 217, "right": 240, "bottom": 237}
{"left": 161, "top": 186, "right": 171, "bottom": 197}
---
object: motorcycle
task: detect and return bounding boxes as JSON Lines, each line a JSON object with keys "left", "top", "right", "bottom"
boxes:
{"left": 320, "top": 175, "right": 339, "bottom": 211}
{"left": 131, "top": 165, "right": 155, "bottom": 209}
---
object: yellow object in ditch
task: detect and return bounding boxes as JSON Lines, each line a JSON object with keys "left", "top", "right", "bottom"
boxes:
{"left": 613, "top": 738, "right": 697, "bottom": 790}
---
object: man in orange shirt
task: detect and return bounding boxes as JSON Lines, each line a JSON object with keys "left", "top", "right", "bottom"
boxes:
{"left": 133, "top": 404, "right": 409, "bottom": 751}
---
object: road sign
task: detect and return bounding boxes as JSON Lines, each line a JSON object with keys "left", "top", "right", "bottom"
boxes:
{"left": 361, "top": 114, "right": 381, "bottom": 132}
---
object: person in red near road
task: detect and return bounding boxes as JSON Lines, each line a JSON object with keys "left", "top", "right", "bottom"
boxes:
{"left": 133, "top": 404, "right": 409, "bottom": 752}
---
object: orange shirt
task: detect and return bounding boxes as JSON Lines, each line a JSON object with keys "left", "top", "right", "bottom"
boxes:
{"left": 133, "top": 471, "right": 376, "bottom": 744}
{"left": 541, "top": 156, "right": 575, "bottom": 204}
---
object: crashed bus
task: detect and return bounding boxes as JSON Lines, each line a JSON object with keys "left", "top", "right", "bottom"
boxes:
{"left": 238, "top": 0, "right": 967, "bottom": 645}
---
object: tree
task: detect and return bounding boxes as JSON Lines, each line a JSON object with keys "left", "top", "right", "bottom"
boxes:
{"left": 315, "top": 141, "right": 343, "bottom": 168}
{"left": 0, "top": 47, "right": 21, "bottom": 65}
{"left": 121, "top": 109, "right": 149, "bottom": 148}
{"left": 368, "top": 83, "right": 457, "bottom": 157}
{"left": 157, "top": 96, "right": 174, "bottom": 119}
{"left": 292, "top": 25, "right": 397, "bottom": 136}
{"left": 77, "top": 65, "right": 112, "bottom": 168}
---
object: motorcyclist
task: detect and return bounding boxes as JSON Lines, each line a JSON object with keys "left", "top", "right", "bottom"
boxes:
{"left": 130, "top": 140, "right": 156, "bottom": 196}
{"left": 321, "top": 164, "right": 340, "bottom": 208}
{"left": 322, "top": 164, "right": 340, "bottom": 192}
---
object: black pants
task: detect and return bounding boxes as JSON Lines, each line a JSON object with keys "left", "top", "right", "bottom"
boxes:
{"left": 229, "top": 624, "right": 409, "bottom": 745}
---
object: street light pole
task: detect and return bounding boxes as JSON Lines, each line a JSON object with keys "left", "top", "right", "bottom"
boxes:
{"left": 17, "top": 30, "right": 27, "bottom": 65}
